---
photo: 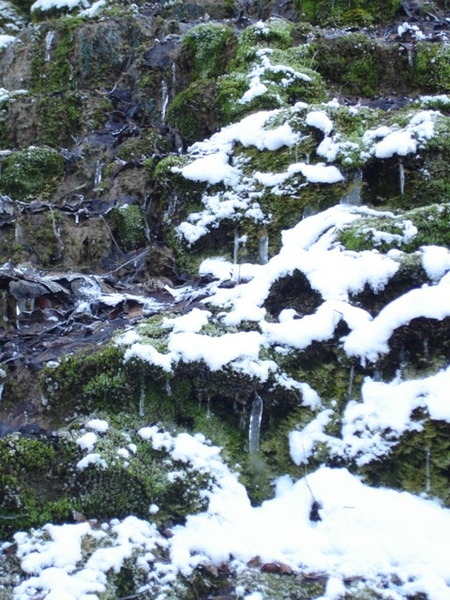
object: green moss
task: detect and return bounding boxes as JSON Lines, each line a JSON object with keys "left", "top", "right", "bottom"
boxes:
{"left": 236, "top": 18, "right": 294, "bottom": 55}
{"left": 111, "top": 204, "right": 147, "bottom": 252}
{"left": 41, "top": 345, "right": 137, "bottom": 419}
{"left": 217, "top": 53, "right": 326, "bottom": 125}
{"left": 0, "top": 434, "right": 79, "bottom": 539}
{"left": 0, "top": 146, "right": 64, "bottom": 201}
{"left": 37, "top": 92, "right": 82, "bottom": 147}
{"left": 312, "top": 34, "right": 384, "bottom": 97}
{"left": 167, "top": 79, "right": 220, "bottom": 144}
{"left": 413, "top": 43, "right": 450, "bottom": 93}
{"left": 296, "top": 0, "right": 401, "bottom": 26}
{"left": 362, "top": 417, "right": 450, "bottom": 505}
{"left": 183, "top": 22, "right": 234, "bottom": 81}
{"left": 31, "top": 18, "right": 85, "bottom": 93}
{"left": 338, "top": 203, "right": 450, "bottom": 253}
{"left": 340, "top": 8, "right": 374, "bottom": 27}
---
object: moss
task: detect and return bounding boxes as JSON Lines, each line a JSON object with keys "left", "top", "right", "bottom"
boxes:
{"left": 340, "top": 8, "right": 374, "bottom": 27}
{"left": 31, "top": 17, "right": 85, "bottom": 93}
{"left": 311, "top": 34, "right": 384, "bottom": 97}
{"left": 338, "top": 203, "right": 450, "bottom": 254}
{"left": 362, "top": 417, "right": 450, "bottom": 505}
{"left": 183, "top": 22, "right": 234, "bottom": 81}
{"left": 41, "top": 345, "right": 137, "bottom": 420}
{"left": 235, "top": 18, "right": 295, "bottom": 55}
{"left": 413, "top": 43, "right": 450, "bottom": 93}
{"left": 36, "top": 92, "right": 82, "bottom": 147}
{"left": 296, "top": 0, "right": 401, "bottom": 26}
{"left": 0, "top": 434, "right": 79, "bottom": 540}
{"left": 0, "top": 147, "right": 64, "bottom": 201}
{"left": 167, "top": 79, "right": 220, "bottom": 144}
{"left": 111, "top": 204, "right": 147, "bottom": 252}
{"left": 117, "top": 130, "right": 172, "bottom": 163}
{"left": 217, "top": 54, "right": 326, "bottom": 126}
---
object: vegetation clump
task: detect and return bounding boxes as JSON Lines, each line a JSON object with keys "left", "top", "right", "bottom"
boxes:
{"left": 338, "top": 203, "right": 450, "bottom": 253}
{"left": 183, "top": 22, "right": 234, "bottom": 81}
{"left": 111, "top": 204, "right": 147, "bottom": 251}
{"left": 0, "top": 146, "right": 64, "bottom": 200}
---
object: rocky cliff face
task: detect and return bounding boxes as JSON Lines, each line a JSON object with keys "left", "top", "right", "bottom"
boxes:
{"left": 1, "top": 0, "right": 450, "bottom": 598}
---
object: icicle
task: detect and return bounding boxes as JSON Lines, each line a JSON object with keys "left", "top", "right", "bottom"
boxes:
{"left": 425, "top": 447, "right": 431, "bottom": 494}
{"left": 166, "top": 378, "right": 172, "bottom": 396}
{"left": 161, "top": 78, "right": 169, "bottom": 122}
{"left": 206, "top": 395, "right": 211, "bottom": 420}
{"left": 171, "top": 62, "right": 177, "bottom": 90}
{"left": 168, "top": 194, "right": 176, "bottom": 217}
{"left": 45, "top": 31, "right": 55, "bottom": 62}
{"left": 399, "top": 160, "right": 405, "bottom": 195}
{"left": 248, "top": 394, "right": 263, "bottom": 454}
{"left": 406, "top": 45, "right": 413, "bottom": 68}
{"left": 139, "top": 382, "right": 145, "bottom": 417}
{"left": 233, "top": 230, "right": 240, "bottom": 265}
{"left": 347, "top": 364, "right": 355, "bottom": 399}
{"left": 14, "top": 221, "right": 23, "bottom": 244}
{"left": 94, "top": 160, "right": 103, "bottom": 188}
{"left": 341, "top": 169, "right": 362, "bottom": 205}
{"left": 258, "top": 228, "right": 269, "bottom": 265}
{"left": 233, "top": 231, "right": 247, "bottom": 264}
{"left": 49, "top": 206, "right": 64, "bottom": 257}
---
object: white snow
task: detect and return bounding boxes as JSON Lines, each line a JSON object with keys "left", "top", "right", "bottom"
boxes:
{"left": 0, "top": 35, "right": 17, "bottom": 48}
{"left": 306, "top": 110, "right": 334, "bottom": 135}
{"left": 7, "top": 75, "right": 450, "bottom": 600}
{"left": 31, "top": 0, "right": 89, "bottom": 11}
{"left": 344, "top": 282, "right": 450, "bottom": 362}
{"left": 14, "top": 429, "right": 450, "bottom": 600}
{"left": 76, "top": 431, "right": 97, "bottom": 451}
{"left": 85, "top": 419, "right": 109, "bottom": 433}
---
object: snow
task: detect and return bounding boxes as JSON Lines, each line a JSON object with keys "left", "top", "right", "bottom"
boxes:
{"left": 177, "top": 152, "right": 240, "bottom": 186}
{"left": 6, "top": 76, "right": 450, "bottom": 599}
{"left": 306, "top": 110, "right": 334, "bottom": 135}
{"left": 85, "top": 419, "right": 109, "bottom": 433}
{"left": 0, "top": 35, "right": 17, "bottom": 48}
{"left": 31, "top": 0, "right": 89, "bottom": 11}
{"left": 344, "top": 283, "right": 450, "bottom": 362}
{"left": 13, "top": 428, "right": 450, "bottom": 600}
{"left": 76, "top": 431, "right": 97, "bottom": 451}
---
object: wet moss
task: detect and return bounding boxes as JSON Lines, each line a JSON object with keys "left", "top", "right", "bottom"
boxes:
{"left": 0, "top": 146, "right": 64, "bottom": 201}
{"left": 311, "top": 34, "right": 382, "bottom": 97}
{"left": 36, "top": 92, "right": 82, "bottom": 147}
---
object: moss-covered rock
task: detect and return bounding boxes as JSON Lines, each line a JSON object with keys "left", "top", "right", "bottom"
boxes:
{"left": 296, "top": 0, "right": 402, "bottom": 26}
{"left": 413, "top": 42, "right": 450, "bottom": 94}
{"left": 182, "top": 22, "right": 234, "bottom": 81}
{"left": 0, "top": 146, "right": 64, "bottom": 200}
{"left": 111, "top": 203, "right": 147, "bottom": 251}
{"left": 338, "top": 203, "right": 450, "bottom": 253}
